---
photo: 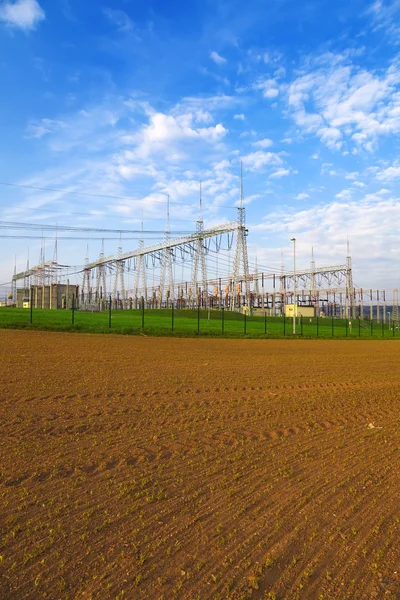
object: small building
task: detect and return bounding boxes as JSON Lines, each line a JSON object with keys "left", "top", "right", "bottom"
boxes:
{"left": 16, "top": 284, "right": 79, "bottom": 309}
{"left": 285, "top": 304, "right": 315, "bottom": 318}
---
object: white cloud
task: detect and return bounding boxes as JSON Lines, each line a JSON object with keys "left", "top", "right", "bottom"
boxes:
{"left": 296, "top": 193, "right": 309, "bottom": 200}
{"left": 122, "top": 109, "right": 228, "bottom": 161}
{"left": 253, "top": 193, "right": 400, "bottom": 287}
{"left": 287, "top": 53, "right": 400, "bottom": 150}
{"left": 269, "top": 168, "right": 290, "bottom": 178}
{"left": 317, "top": 126, "right": 342, "bottom": 149}
{"left": 103, "top": 8, "right": 134, "bottom": 32}
{"left": 0, "top": 0, "right": 44, "bottom": 30}
{"left": 367, "top": 0, "right": 400, "bottom": 41}
{"left": 336, "top": 189, "right": 352, "bottom": 200}
{"left": 252, "top": 138, "right": 273, "bottom": 148}
{"left": 210, "top": 51, "right": 227, "bottom": 65}
{"left": 241, "top": 150, "right": 283, "bottom": 171}
{"left": 255, "top": 78, "right": 280, "bottom": 100}
{"left": 376, "top": 164, "right": 400, "bottom": 180}
{"left": 234, "top": 113, "right": 245, "bottom": 120}
{"left": 26, "top": 118, "right": 68, "bottom": 139}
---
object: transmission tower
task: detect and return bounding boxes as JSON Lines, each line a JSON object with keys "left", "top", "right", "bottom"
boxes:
{"left": 95, "top": 239, "right": 107, "bottom": 304}
{"left": 82, "top": 245, "right": 91, "bottom": 305}
{"left": 254, "top": 257, "right": 260, "bottom": 296}
{"left": 113, "top": 235, "right": 126, "bottom": 308}
{"left": 393, "top": 289, "right": 399, "bottom": 327}
{"left": 159, "top": 196, "right": 174, "bottom": 306}
{"left": 346, "top": 239, "right": 355, "bottom": 318}
{"left": 232, "top": 162, "right": 250, "bottom": 310}
{"left": 134, "top": 222, "right": 147, "bottom": 302}
{"left": 191, "top": 182, "right": 208, "bottom": 307}
{"left": 310, "top": 246, "right": 316, "bottom": 309}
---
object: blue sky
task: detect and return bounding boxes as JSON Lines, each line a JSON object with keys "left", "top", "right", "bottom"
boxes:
{"left": 1, "top": 0, "right": 400, "bottom": 290}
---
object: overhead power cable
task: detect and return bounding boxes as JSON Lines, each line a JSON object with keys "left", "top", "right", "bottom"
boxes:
{"left": 0, "top": 221, "right": 191, "bottom": 235}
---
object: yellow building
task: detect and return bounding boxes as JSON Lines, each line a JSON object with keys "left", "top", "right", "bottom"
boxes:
{"left": 285, "top": 304, "right": 315, "bottom": 318}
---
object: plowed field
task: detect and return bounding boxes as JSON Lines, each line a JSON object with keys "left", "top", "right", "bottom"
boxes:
{"left": 0, "top": 331, "right": 399, "bottom": 600}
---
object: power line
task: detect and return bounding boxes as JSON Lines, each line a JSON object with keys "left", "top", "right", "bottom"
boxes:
{"left": 0, "top": 221, "right": 191, "bottom": 234}
{"left": 0, "top": 181, "right": 238, "bottom": 209}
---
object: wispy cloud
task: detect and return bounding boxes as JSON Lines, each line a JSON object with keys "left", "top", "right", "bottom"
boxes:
{"left": 103, "top": 8, "right": 134, "bottom": 33}
{"left": 210, "top": 51, "right": 227, "bottom": 65}
{"left": 269, "top": 167, "right": 290, "bottom": 178}
{"left": 253, "top": 192, "right": 400, "bottom": 287}
{"left": 0, "top": 0, "right": 44, "bottom": 30}
{"left": 367, "top": 0, "right": 400, "bottom": 42}
{"left": 26, "top": 118, "right": 68, "bottom": 139}
{"left": 376, "top": 162, "right": 400, "bottom": 180}
{"left": 287, "top": 52, "right": 400, "bottom": 151}
{"left": 254, "top": 78, "right": 280, "bottom": 99}
{"left": 241, "top": 150, "right": 283, "bottom": 172}
{"left": 252, "top": 138, "right": 273, "bottom": 148}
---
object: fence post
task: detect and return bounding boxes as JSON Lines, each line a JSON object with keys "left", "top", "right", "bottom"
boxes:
{"left": 108, "top": 296, "right": 112, "bottom": 328}
{"left": 370, "top": 319, "right": 373, "bottom": 337}
{"left": 346, "top": 318, "right": 348, "bottom": 337}
{"left": 197, "top": 302, "right": 200, "bottom": 333}
{"left": 244, "top": 311, "right": 247, "bottom": 335}
{"left": 264, "top": 312, "right": 267, "bottom": 335}
{"left": 30, "top": 287, "right": 33, "bottom": 324}
{"left": 222, "top": 306, "right": 224, "bottom": 334}
{"left": 141, "top": 296, "right": 145, "bottom": 329}
{"left": 72, "top": 294, "right": 75, "bottom": 325}
{"left": 171, "top": 301, "right": 174, "bottom": 331}
{"left": 316, "top": 316, "right": 319, "bottom": 337}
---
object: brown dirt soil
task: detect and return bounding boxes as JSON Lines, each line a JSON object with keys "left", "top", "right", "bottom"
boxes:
{"left": 0, "top": 330, "right": 399, "bottom": 600}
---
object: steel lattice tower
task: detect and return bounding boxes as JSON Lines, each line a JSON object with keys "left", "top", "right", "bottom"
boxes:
{"left": 159, "top": 196, "right": 174, "bottom": 305}
{"left": 392, "top": 289, "right": 399, "bottom": 326}
{"left": 232, "top": 163, "right": 250, "bottom": 310}
{"left": 113, "top": 236, "right": 126, "bottom": 308}
{"left": 191, "top": 182, "right": 208, "bottom": 307}
{"left": 134, "top": 223, "right": 147, "bottom": 302}
{"left": 82, "top": 245, "right": 91, "bottom": 305}
{"left": 346, "top": 240, "right": 355, "bottom": 318}
{"left": 96, "top": 239, "right": 107, "bottom": 303}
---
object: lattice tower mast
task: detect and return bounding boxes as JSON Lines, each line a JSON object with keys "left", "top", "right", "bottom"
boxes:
{"left": 38, "top": 238, "right": 45, "bottom": 286}
{"left": 23, "top": 249, "right": 30, "bottom": 292}
{"left": 280, "top": 250, "right": 285, "bottom": 295}
{"left": 232, "top": 162, "right": 250, "bottom": 310}
{"left": 310, "top": 246, "right": 316, "bottom": 306}
{"left": 191, "top": 182, "right": 208, "bottom": 306}
{"left": 96, "top": 239, "right": 107, "bottom": 301}
{"left": 346, "top": 239, "right": 355, "bottom": 318}
{"left": 53, "top": 228, "right": 58, "bottom": 284}
{"left": 82, "top": 245, "right": 91, "bottom": 303}
{"left": 392, "top": 289, "right": 399, "bottom": 326}
{"left": 159, "top": 196, "right": 174, "bottom": 304}
{"left": 254, "top": 256, "right": 260, "bottom": 296}
{"left": 134, "top": 222, "right": 147, "bottom": 301}
{"left": 113, "top": 234, "right": 126, "bottom": 307}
